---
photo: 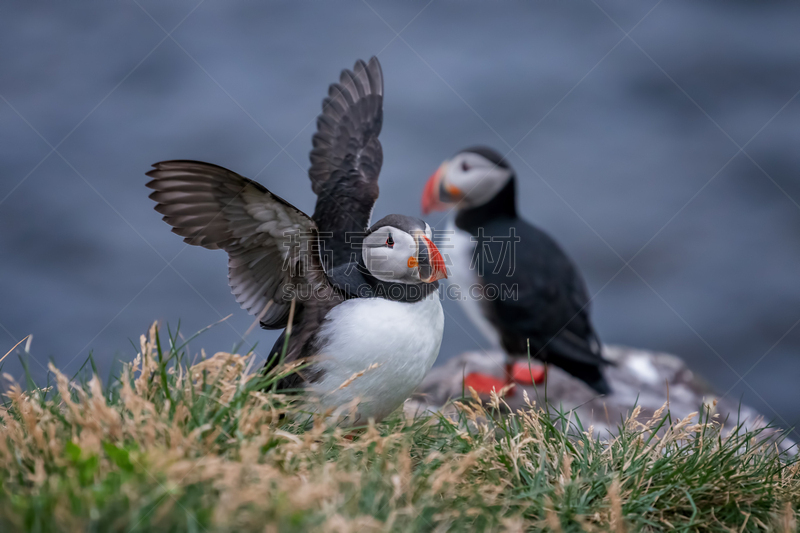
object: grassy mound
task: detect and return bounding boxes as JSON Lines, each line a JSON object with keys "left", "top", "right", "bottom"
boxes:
{"left": 0, "top": 323, "right": 797, "bottom": 532}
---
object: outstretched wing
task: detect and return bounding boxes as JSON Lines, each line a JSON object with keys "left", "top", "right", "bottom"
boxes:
{"left": 309, "top": 56, "right": 384, "bottom": 270}
{"left": 146, "top": 160, "right": 326, "bottom": 329}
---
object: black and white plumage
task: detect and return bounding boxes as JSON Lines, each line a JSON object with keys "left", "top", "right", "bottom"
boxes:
{"left": 422, "top": 146, "right": 611, "bottom": 394}
{"left": 147, "top": 57, "right": 447, "bottom": 422}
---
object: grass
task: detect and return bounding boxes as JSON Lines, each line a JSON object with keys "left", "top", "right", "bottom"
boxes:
{"left": 0, "top": 322, "right": 798, "bottom": 532}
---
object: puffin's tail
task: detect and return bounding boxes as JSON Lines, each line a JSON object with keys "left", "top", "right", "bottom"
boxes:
{"left": 583, "top": 370, "right": 612, "bottom": 396}
{"left": 544, "top": 334, "right": 613, "bottom": 395}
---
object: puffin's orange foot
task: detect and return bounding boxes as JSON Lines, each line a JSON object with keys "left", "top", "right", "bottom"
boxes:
{"left": 510, "top": 361, "right": 546, "bottom": 386}
{"left": 463, "top": 373, "right": 515, "bottom": 397}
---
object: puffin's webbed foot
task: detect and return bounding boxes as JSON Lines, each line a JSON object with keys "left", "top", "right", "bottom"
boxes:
{"left": 509, "top": 361, "right": 546, "bottom": 386}
{"left": 463, "top": 372, "right": 516, "bottom": 397}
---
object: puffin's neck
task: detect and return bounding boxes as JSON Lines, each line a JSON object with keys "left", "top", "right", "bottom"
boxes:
{"left": 325, "top": 260, "right": 438, "bottom": 302}
{"left": 454, "top": 176, "right": 517, "bottom": 233}
{"left": 359, "top": 264, "right": 439, "bottom": 302}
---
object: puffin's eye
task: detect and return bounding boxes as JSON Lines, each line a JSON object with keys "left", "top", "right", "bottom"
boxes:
{"left": 461, "top": 161, "right": 470, "bottom": 172}
{"left": 386, "top": 234, "right": 394, "bottom": 248}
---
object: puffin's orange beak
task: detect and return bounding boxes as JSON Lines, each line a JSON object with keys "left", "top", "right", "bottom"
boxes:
{"left": 421, "top": 162, "right": 455, "bottom": 215}
{"left": 419, "top": 235, "right": 447, "bottom": 282}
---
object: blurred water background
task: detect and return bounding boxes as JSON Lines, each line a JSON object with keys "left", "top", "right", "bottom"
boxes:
{"left": 1, "top": 1, "right": 799, "bottom": 426}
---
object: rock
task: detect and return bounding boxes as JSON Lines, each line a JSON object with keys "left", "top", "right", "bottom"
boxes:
{"left": 406, "top": 346, "right": 795, "bottom": 453}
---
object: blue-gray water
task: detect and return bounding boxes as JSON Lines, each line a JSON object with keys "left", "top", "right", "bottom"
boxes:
{"left": 1, "top": 1, "right": 799, "bottom": 426}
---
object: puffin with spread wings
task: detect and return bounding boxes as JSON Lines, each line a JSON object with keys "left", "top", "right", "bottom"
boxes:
{"left": 147, "top": 57, "right": 447, "bottom": 422}
{"left": 422, "top": 146, "right": 611, "bottom": 395}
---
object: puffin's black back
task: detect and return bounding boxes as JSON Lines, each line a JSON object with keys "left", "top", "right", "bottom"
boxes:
{"left": 455, "top": 176, "right": 612, "bottom": 395}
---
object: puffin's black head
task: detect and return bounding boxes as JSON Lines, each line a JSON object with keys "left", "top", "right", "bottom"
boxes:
{"left": 361, "top": 214, "right": 447, "bottom": 284}
{"left": 421, "top": 146, "right": 515, "bottom": 214}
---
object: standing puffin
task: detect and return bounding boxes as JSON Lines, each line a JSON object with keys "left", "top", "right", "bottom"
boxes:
{"left": 421, "top": 146, "right": 611, "bottom": 395}
{"left": 147, "top": 57, "right": 447, "bottom": 423}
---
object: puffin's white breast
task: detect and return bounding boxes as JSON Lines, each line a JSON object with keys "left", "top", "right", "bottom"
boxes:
{"left": 445, "top": 219, "right": 501, "bottom": 347}
{"left": 310, "top": 291, "right": 444, "bottom": 422}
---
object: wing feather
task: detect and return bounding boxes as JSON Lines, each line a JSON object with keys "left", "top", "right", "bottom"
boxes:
{"left": 309, "top": 57, "right": 384, "bottom": 270}
{"left": 146, "top": 160, "right": 326, "bottom": 329}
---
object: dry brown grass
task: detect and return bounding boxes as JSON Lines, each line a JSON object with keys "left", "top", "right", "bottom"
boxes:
{"left": 0, "top": 323, "right": 797, "bottom": 532}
